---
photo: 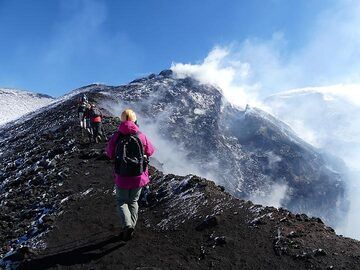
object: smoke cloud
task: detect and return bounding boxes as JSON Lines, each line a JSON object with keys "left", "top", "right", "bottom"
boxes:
{"left": 171, "top": 46, "right": 259, "bottom": 109}
{"left": 171, "top": 1, "right": 360, "bottom": 239}
{"left": 100, "top": 99, "right": 218, "bottom": 181}
{"left": 250, "top": 183, "right": 289, "bottom": 209}
{"left": 266, "top": 86, "right": 360, "bottom": 239}
{"left": 172, "top": 1, "right": 360, "bottom": 103}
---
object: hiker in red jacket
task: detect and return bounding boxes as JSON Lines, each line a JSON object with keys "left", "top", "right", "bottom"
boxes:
{"left": 88, "top": 104, "right": 103, "bottom": 143}
{"left": 106, "top": 109, "right": 155, "bottom": 240}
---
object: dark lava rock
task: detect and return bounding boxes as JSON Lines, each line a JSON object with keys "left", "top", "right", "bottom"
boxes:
{"left": 295, "top": 214, "right": 310, "bottom": 222}
{"left": 158, "top": 69, "right": 173, "bottom": 77}
{"left": 195, "top": 215, "right": 219, "bottom": 231}
{"left": 42, "top": 215, "right": 55, "bottom": 225}
{"left": 2, "top": 246, "right": 37, "bottom": 262}
{"left": 38, "top": 159, "right": 52, "bottom": 169}
{"left": 212, "top": 236, "right": 226, "bottom": 247}
{"left": 313, "top": 248, "right": 327, "bottom": 256}
{"left": 287, "top": 231, "right": 303, "bottom": 238}
{"left": 79, "top": 149, "right": 102, "bottom": 159}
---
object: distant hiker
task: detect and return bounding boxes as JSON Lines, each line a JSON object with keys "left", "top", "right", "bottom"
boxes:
{"left": 77, "top": 101, "right": 87, "bottom": 131}
{"left": 106, "top": 109, "right": 155, "bottom": 240}
{"left": 83, "top": 103, "right": 93, "bottom": 142}
{"left": 78, "top": 93, "right": 88, "bottom": 104}
{"left": 88, "top": 103, "right": 104, "bottom": 143}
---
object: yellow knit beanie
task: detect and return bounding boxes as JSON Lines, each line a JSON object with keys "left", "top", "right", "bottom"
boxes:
{"left": 120, "top": 109, "right": 137, "bottom": 122}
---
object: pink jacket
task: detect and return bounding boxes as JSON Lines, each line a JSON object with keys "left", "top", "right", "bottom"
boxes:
{"left": 106, "top": 121, "right": 155, "bottom": 189}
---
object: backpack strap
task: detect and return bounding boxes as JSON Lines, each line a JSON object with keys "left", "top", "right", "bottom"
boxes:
{"left": 115, "top": 132, "right": 143, "bottom": 159}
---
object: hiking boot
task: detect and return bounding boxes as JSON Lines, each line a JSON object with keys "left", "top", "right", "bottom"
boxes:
{"left": 121, "top": 226, "right": 134, "bottom": 241}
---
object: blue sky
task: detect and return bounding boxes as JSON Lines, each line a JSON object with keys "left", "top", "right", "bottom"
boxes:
{"left": 0, "top": 0, "right": 357, "bottom": 97}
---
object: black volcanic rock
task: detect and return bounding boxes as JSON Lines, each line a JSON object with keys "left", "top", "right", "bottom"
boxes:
{"left": 158, "top": 69, "right": 173, "bottom": 77}
{"left": 195, "top": 215, "right": 219, "bottom": 231}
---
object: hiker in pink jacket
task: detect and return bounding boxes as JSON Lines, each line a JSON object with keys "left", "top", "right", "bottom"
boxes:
{"left": 106, "top": 109, "right": 155, "bottom": 240}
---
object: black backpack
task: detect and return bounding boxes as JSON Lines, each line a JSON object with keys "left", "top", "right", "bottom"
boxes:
{"left": 114, "top": 132, "right": 146, "bottom": 176}
{"left": 78, "top": 103, "right": 86, "bottom": 113}
{"left": 91, "top": 108, "right": 102, "bottom": 118}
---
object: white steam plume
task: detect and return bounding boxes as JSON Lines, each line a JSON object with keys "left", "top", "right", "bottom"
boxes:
{"left": 171, "top": 46, "right": 261, "bottom": 109}
{"left": 170, "top": 1, "right": 360, "bottom": 239}
{"left": 172, "top": 1, "right": 360, "bottom": 105}
{"left": 100, "top": 99, "right": 219, "bottom": 181}
{"left": 265, "top": 85, "right": 360, "bottom": 239}
{"left": 250, "top": 183, "right": 289, "bottom": 209}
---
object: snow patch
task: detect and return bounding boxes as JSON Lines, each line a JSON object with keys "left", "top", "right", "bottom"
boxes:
{"left": 0, "top": 88, "right": 54, "bottom": 126}
{"left": 194, "top": 108, "right": 206, "bottom": 115}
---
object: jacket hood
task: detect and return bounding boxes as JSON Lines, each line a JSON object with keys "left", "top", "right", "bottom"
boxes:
{"left": 118, "top": 121, "right": 139, "bottom": 135}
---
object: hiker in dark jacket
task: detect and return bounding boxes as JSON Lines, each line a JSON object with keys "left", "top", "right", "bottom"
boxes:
{"left": 77, "top": 102, "right": 87, "bottom": 130}
{"left": 106, "top": 109, "right": 155, "bottom": 240}
{"left": 78, "top": 94, "right": 88, "bottom": 104}
{"left": 83, "top": 103, "right": 93, "bottom": 142}
{"left": 88, "top": 104, "right": 103, "bottom": 143}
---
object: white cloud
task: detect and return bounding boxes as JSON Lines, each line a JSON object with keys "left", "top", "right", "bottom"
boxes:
{"left": 171, "top": 1, "right": 360, "bottom": 239}
{"left": 275, "top": 85, "right": 360, "bottom": 106}
{"left": 99, "top": 99, "right": 219, "bottom": 181}
{"left": 171, "top": 33, "right": 290, "bottom": 109}
{"left": 171, "top": 46, "right": 260, "bottom": 109}
{"left": 250, "top": 183, "right": 289, "bottom": 209}
{"left": 291, "top": 1, "right": 360, "bottom": 86}
{"left": 265, "top": 85, "right": 360, "bottom": 239}
{"left": 172, "top": 2, "right": 360, "bottom": 106}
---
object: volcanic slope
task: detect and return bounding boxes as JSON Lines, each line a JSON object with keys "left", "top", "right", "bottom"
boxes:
{"left": 90, "top": 72, "right": 347, "bottom": 226}
{"left": 0, "top": 91, "right": 359, "bottom": 269}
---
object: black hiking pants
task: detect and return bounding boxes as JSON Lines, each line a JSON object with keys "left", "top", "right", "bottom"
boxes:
{"left": 92, "top": 122, "right": 103, "bottom": 143}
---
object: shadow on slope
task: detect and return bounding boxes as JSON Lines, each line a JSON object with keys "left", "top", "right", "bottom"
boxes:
{"left": 18, "top": 235, "right": 125, "bottom": 269}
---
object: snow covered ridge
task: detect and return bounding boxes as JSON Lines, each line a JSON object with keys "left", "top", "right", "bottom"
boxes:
{"left": 266, "top": 84, "right": 360, "bottom": 106}
{"left": 0, "top": 88, "right": 54, "bottom": 126}
{"left": 0, "top": 84, "right": 110, "bottom": 129}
